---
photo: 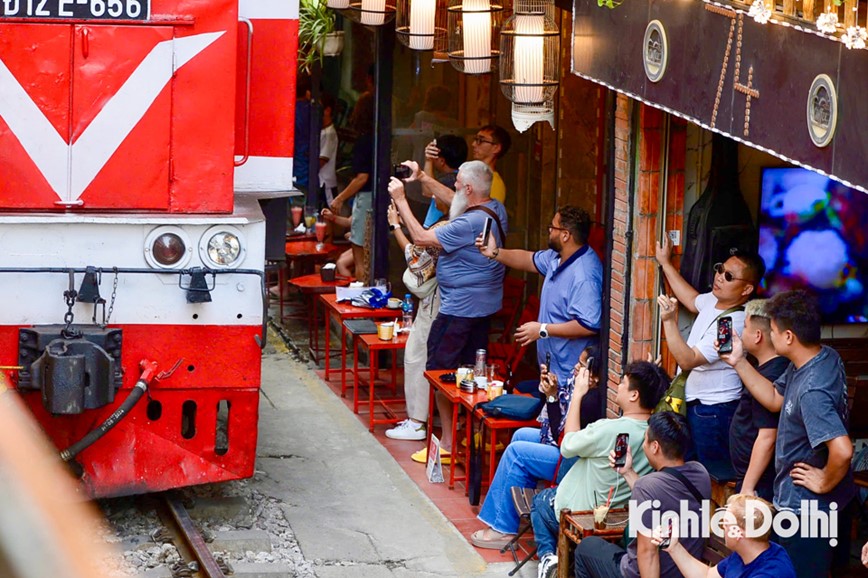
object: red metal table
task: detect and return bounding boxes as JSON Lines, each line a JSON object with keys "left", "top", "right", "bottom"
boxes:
{"left": 352, "top": 331, "right": 409, "bottom": 431}
{"left": 285, "top": 231, "right": 316, "bottom": 242}
{"left": 287, "top": 273, "right": 352, "bottom": 363}
{"left": 278, "top": 241, "right": 340, "bottom": 321}
{"left": 319, "top": 294, "right": 401, "bottom": 396}
{"left": 424, "top": 369, "right": 537, "bottom": 492}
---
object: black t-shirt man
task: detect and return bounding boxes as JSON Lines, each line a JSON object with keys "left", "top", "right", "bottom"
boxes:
{"left": 728, "top": 355, "right": 790, "bottom": 499}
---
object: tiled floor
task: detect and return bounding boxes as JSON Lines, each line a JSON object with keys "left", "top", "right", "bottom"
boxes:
{"left": 315, "top": 366, "right": 535, "bottom": 565}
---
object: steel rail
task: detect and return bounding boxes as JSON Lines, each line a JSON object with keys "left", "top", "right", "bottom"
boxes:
{"left": 156, "top": 493, "right": 227, "bottom": 578}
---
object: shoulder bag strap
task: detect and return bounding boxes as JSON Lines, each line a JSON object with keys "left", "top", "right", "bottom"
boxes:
{"left": 703, "top": 305, "right": 746, "bottom": 334}
{"left": 662, "top": 466, "right": 704, "bottom": 503}
{"left": 465, "top": 205, "right": 506, "bottom": 243}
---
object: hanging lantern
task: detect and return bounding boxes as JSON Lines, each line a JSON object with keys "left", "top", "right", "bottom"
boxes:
{"left": 447, "top": 0, "right": 502, "bottom": 74}
{"left": 346, "top": 0, "right": 396, "bottom": 26}
{"left": 511, "top": 99, "right": 554, "bottom": 133}
{"left": 396, "top": 0, "right": 447, "bottom": 50}
{"left": 499, "top": 0, "right": 559, "bottom": 124}
{"left": 327, "top": 0, "right": 349, "bottom": 9}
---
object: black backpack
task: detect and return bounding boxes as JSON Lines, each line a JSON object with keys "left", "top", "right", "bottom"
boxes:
{"left": 680, "top": 135, "right": 757, "bottom": 292}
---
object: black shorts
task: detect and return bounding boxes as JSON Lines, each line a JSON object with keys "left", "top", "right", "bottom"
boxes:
{"left": 425, "top": 313, "right": 491, "bottom": 371}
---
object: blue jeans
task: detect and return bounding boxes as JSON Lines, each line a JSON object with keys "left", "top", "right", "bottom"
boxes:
{"left": 530, "top": 487, "right": 560, "bottom": 557}
{"left": 687, "top": 399, "right": 738, "bottom": 466}
{"left": 477, "top": 428, "right": 560, "bottom": 534}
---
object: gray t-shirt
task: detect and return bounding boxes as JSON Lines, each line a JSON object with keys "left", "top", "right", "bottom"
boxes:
{"left": 773, "top": 345, "right": 855, "bottom": 512}
{"left": 434, "top": 200, "right": 507, "bottom": 318}
{"left": 621, "top": 462, "right": 711, "bottom": 578}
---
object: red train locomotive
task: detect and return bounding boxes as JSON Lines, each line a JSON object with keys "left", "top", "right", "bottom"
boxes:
{"left": 0, "top": 0, "right": 297, "bottom": 496}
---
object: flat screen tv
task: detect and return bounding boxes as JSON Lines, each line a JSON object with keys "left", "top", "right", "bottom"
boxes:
{"left": 758, "top": 167, "right": 868, "bottom": 323}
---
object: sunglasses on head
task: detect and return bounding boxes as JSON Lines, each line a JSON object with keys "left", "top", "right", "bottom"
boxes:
{"left": 713, "top": 262, "right": 747, "bottom": 283}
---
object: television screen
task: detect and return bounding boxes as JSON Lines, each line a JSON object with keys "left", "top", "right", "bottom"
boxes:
{"left": 758, "top": 167, "right": 868, "bottom": 323}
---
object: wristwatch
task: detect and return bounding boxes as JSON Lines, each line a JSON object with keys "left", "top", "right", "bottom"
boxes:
{"left": 547, "top": 395, "right": 557, "bottom": 404}
{"left": 389, "top": 223, "right": 401, "bottom": 231}
{"left": 539, "top": 323, "right": 549, "bottom": 339}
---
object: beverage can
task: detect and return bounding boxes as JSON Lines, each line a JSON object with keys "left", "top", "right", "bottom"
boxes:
{"left": 474, "top": 349, "right": 487, "bottom": 377}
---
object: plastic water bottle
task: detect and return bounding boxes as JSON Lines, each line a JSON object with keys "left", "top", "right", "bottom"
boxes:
{"left": 402, "top": 294, "right": 414, "bottom": 330}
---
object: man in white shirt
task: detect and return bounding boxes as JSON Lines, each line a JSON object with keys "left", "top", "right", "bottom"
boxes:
{"left": 655, "top": 238, "right": 764, "bottom": 468}
{"left": 318, "top": 94, "right": 339, "bottom": 208}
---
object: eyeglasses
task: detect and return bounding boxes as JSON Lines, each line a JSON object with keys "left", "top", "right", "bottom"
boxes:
{"left": 547, "top": 225, "right": 569, "bottom": 233}
{"left": 473, "top": 135, "right": 497, "bottom": 145}
{"left": 713, "top": 262, "right": 747, "bottom": 283}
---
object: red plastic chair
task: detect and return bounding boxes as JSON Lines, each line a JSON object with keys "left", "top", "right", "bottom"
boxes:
{"left": 488, "top": 295, "right": 540, "bottom": 388}
{"left": 489, "top": 276, "right": 527, "bottom": 344}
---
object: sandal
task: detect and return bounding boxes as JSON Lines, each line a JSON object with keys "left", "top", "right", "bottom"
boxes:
{"left": 410, "top": 447, "right": 451, "bottom": 465}
{"left": 470, "top": 529, "right": 516, "bottom": 550}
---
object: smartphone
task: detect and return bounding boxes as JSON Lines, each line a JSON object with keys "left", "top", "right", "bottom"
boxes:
{"left": 658, "top": 518, "right": 673, "bottom": 549}
{"left": 545, "top": 352, "right": 551, "bottom": 370}
{"left": 613, "top": 433, "right": 629, "bottom": 468}
{"left": 481, "top": 217, "right": 493, "bottom": 246}
{"left": 658, "top": 266, "right": 667, "bottom": 296}
{"left": 717, "top": 316, "right": 733, "bottom": 354}
{"left": 393, "top": 164, "right": 412, "bottom": 179}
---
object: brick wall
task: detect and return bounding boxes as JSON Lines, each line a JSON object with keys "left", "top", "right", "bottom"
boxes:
{"left": 606, "top": 99, "right": 687, "bottom": 416}
{"left": 606, "top": 93, "right": 633, "bottom": 415}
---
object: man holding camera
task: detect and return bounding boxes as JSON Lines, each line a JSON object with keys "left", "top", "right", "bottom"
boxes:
{"left": 649, "top": 494, "right": 796, "bottom": 577}
{"left": 571, "top": 412, "right": 711, "bottom": 578}
{"left": 476, "top": 205, "right": 603, "bottom": 394}
{"left": 530, "top": 361, "right": 670, "bottom": 578}
{"left": 419, "top": 134, "right": 468, "bottom": 227}
{"left": 388, "top": 160, "right": 507, "bottom": 460}
{"left": 410, "top": 125, "right": 511, "bottom": 213}
{"left": 720, "top": 290, "right": 855, "bottom": 578}
{"left": 655, "top": 238, "right": 765, "bottom": 468}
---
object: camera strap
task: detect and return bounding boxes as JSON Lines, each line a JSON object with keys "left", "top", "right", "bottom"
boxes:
{"left": 466, "top": 205, "right": 505, "bottom": 244}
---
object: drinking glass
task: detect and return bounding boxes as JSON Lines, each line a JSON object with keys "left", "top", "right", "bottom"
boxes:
{"left": 291, "top": 205, "right": 303, "bottom": 228}
{"left": 315, "top": 217, "right": 327, "bottom": 247}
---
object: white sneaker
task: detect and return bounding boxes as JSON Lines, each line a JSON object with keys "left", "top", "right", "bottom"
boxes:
{"left": 385, "top": 419, "right": 426, "bottom": 441}
{"left": 537, "top": 553, "right": 557, "bottom": 578}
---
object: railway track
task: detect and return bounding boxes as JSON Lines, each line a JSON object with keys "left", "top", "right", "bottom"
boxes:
{"left": 153, "top": 493, "right": 232, "bottom": 578}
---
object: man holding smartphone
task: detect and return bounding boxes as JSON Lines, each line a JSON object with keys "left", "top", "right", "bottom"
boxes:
{"left": 476, "top": 206, "right": 603, "bottom": 398}
{"left": 655, "top": 237, "right": 765, "bottom": 467}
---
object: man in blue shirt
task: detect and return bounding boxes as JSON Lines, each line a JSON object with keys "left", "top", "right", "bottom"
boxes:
{"left": 651, "top": 494, "right": 796, "bottom": 577}
{"left": 389, "top": 160, "right": 507, "bottom": 460}
{"left": 721, "top": 290, "right": 855, "bottom": 578}
{"left": 477, "top": 206, "right": 603, "bottom": 390}
{"left": 420, "top": 134, "right": 467, "bottom": 228}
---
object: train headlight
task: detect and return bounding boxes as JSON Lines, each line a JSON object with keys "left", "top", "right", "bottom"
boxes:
{"left": 199, "top": 226, "right": 246, "bottom": 269}
{"left": 144, "top": 227, "right": 191, "bottom": 269}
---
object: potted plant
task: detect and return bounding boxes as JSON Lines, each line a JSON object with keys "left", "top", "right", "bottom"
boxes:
{"left": 299, "top": 0, "right": 344, "bottom": 73}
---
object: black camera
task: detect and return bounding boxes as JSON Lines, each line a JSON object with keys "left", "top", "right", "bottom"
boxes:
{"left": 393, "top": 164, "right": 412, "bottom": 179}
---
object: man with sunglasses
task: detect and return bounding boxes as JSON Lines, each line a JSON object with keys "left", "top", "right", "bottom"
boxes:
{"left": 655, "top": 236, "right": 765, "bottom": 469}
{"left": 477, "top": 206, "right": 603, "bottom": 393}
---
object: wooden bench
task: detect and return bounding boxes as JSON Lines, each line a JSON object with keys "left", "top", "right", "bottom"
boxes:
{"left": 710, "top": 478, "right": 737, "bottom": 510}
{"left": 701, "top": 532, "right": 732, "bottom": 565}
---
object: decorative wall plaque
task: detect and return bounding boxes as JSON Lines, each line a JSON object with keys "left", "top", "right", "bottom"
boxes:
{"left": 643, "top": 20, "right": 668, "bottom": 83}
{"left": 807, "top": 74, "right": 837, "bottom": 148}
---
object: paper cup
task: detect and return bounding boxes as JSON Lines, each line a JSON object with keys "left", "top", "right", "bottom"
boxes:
{"left": 488, "top": 381, "right": 504, "bottom": 399}
{"left": 377, "top": 322, "right": 395, "bottom": 340}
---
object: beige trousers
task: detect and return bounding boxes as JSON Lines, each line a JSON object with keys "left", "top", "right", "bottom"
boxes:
{"left": 404, "top": 288, "right": 441, "bottom": 423}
